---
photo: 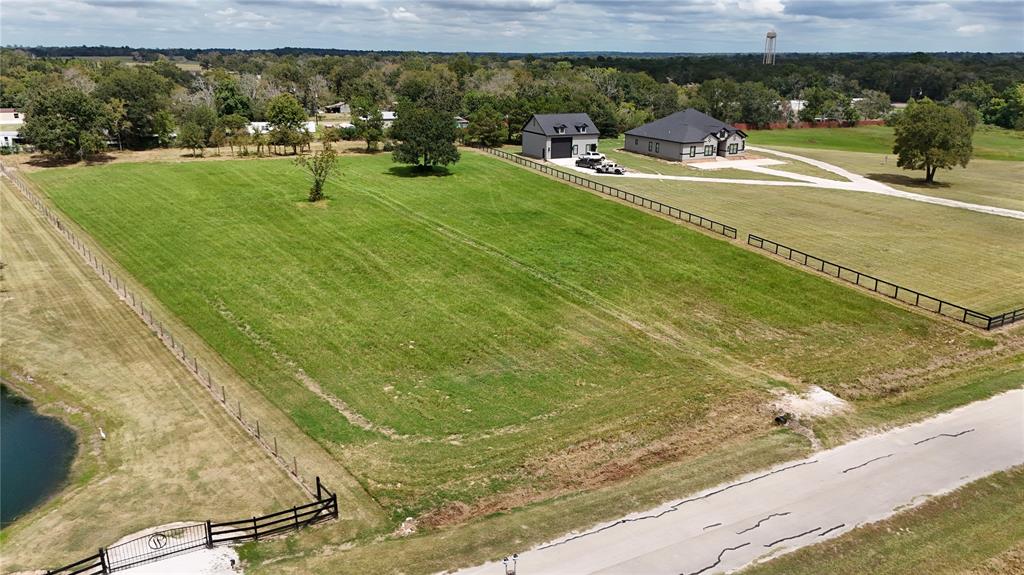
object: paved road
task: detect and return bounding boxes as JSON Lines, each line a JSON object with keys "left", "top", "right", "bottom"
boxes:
{"left": 455, "top": 389, "right": 1024, "bottom": 575}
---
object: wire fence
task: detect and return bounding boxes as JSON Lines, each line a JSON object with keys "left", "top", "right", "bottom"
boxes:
{"left": 748, "top": 234, "right": 1024, "bottom": 330}
{"left": 483, "top": 147, "right": 738, "bottom": 239}
{"left": 0, "top": 162, "right": 320, "bottom": 496}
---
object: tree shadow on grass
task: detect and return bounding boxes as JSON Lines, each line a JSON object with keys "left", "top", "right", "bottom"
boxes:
{"left": 387, "top": 165, "right": 454, "bottom": 178}
{"left": 868, "top": 173, "right": 952, "bottom": 189}
{"left": 26, "top": 153, "right": 117, "bottom": 168}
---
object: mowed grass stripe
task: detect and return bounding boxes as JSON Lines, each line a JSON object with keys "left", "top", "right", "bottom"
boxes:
{"left": 30, "top": 154, "right": 993, "bottom": 514}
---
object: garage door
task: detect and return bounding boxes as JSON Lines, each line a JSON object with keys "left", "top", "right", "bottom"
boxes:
{"left": 550, "top": 137, "right": 573, "bottom": 159}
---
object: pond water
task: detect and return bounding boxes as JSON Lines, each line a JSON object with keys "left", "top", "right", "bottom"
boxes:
{"left": 0, "top": 386, "right": 77, "bottom": 527}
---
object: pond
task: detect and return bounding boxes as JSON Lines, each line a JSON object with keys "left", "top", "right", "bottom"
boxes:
{"left": 0, "top": 386, "right": 77, "bottom": 527}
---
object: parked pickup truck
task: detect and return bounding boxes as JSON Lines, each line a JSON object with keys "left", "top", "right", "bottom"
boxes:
{"left": 575, "top": 151, "right": 606, "bottom": 168}
{"left": 595, "top": 161, "right": 627, "bottom": 175}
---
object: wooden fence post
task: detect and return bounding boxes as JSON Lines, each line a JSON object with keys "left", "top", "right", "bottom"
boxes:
{"left": 252, "top": 517, "right": 259, "bottom": 541}
{"left": 98, "top": 548, "right": 108, "bottom": 574}
{"left": 316, "top": 476, "right": 322, "bottom": 501}
{"left": 205, "top": 520, "right": 213, "bottom": 548}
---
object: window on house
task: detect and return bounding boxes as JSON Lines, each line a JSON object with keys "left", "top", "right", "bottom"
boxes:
{"left": 690, "top": 146, "right": 697, "bottom": 157}
{"left": 572, "top": 145, "right": 579, "bottom": 155}
{"left": 704, "top": 145, "right": 715, "bottom": 156}
{"left": 576, "top": 124, "right": 587, "bottom": 133}
{"left": 648, "top": 141, "right": 653, "bottom": 152}
{"left": 588, "top": 143, "right": 597, "bottom": 152}
{"left": 13, "top": 113, "right": 19, "bottom": 119}
{"left": 634, "top": 138, "right": 638, "bottom": 146}
{"left": 554, "top": 125, "right": 566, "bottom": 134}
{"left": 655, "top": 143, "right": 660, "bottom": 153}
{"left": 740, "top": 140, "right": 745, "bottom": 151}
{"left": 728, "top": 143, "right": 738, "bottom": 154}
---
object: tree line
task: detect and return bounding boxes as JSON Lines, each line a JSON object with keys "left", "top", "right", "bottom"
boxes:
{"left": 2, "top": 48, "right": 1021, "bottom": 163}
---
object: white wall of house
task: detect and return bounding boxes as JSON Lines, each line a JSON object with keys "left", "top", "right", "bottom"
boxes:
{"left": 570, "top": 135, "right": 599, "bottom": 157}
{"left": 0, "top": 131, "right": 19, "bottom": 147}
{"left": 0, "top": 110, "right": 24, "bottom": 125}
{"left": 717, "top": 132, "right": 746, "bottom": 156}
{"left": 626, "top": 133, "right": 745, "bottom": 162}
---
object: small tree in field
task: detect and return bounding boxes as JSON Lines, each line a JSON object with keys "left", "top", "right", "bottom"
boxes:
{"left": 178, "top": 122, "right": 207, "bottom": 157}
{"left": 294, "top": 143, "right": 339, "bottom": 202}
{"left": 893, "top": 98, "right": 973, "bottom": 183}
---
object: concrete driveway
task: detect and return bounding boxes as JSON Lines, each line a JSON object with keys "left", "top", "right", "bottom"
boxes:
{"left": 454, "top": 389, "right": 1024, "bottom": 575}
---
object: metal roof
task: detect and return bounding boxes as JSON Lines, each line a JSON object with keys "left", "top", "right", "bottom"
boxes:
{"left": 624, "top": 109, "right": 746, "bottom": 143}
{"left": 523, "top": 113, "right": 596, "bottom": 137}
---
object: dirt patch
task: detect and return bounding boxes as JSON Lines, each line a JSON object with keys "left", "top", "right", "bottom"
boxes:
{"left": 772, "top": 386, "right": 851, "bottom": 419}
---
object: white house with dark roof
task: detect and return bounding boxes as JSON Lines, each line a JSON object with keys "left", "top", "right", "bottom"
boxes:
{"left": 0, "top": 108, "right": 24, "bottom": 125}
{"left": 624, "top": 109, "right": 747, "bottom": 162}
{"left": 521, "top": 113, "right": 598, "bottom": 160}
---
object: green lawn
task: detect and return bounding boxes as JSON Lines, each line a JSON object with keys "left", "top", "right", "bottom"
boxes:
{"left": 605, "top": 168, "right": 1024, "bottom": 313}
{"left": 29, "top": 154, "right": 1010, "bottom": 523}
{"left": 742, "top": 466, "right": 1024, "bottom": 575}
{"left": 747, "top": 124, "right": 1024, "bottom": 162}
{"left": 771, "top": 146, "right": 1024, "bottom": 212}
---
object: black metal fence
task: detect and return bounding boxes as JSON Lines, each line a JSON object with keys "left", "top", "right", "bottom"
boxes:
{"left": 45, "top": 479, "right": 338, "bottom": 574}
{"left": 105, "top": 523, "right": 208, "bottom": 572}
{"left": 748, "top": 234, "right": 1024, "bottom": 330}
{"left": 44, "top": 552, "right": 106, "bottom": 575}
{"left": 483, "top": 147, "right": 738, "bottom": 239}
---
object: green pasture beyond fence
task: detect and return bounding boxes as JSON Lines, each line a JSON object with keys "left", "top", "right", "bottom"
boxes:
{"left": 481, "top": 149, "right": 1023, "bottom": 331}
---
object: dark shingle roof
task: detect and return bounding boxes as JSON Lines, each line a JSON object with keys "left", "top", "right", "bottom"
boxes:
{"left": 523, "top": 113, "right": 596, "bottom": 137}
{"left": 624, "top": 109, "right": 745, "bottom": 143}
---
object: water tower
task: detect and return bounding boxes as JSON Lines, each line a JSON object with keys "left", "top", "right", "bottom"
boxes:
{"left": 763, "top": 30, "right": 777, "bottom": 65}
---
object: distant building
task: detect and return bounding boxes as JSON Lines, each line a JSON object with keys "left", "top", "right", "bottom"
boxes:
{"left": 246, "top": 121, "right": 317, "bottom": 134}
{"left": 358, "top": 110, "right": 397, "bottom": 128}
{"left": 624, "top": 109, "right": 747, "bottom": 162}
{"left": 0, "top": 108, "right": 24, "bottom": 125}
{"left": 0, "top": 130, "right": 21, "bottom": 148}
{"left": 454, "top": 116, "right": 469, "bottom": 129}
{"left": 323, "top": 101, "right": 350, "bottom": 114}
{"left": 521, "top": 113, "right": 598, "bottom": 160}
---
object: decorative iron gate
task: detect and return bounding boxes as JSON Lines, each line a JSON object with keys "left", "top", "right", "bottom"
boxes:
{"left": 104, "top": 523, "right": 207, "bottom": 572}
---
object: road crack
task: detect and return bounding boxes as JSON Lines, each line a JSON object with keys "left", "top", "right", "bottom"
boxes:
{"left": 682, "top": 542, "right": 750, "bottom": 575}
{"left": 538, "top": 460, "right": 816, "bottom": 550}
{"left": 736, "top": 512, "right": 790, "bottom": 534}
{"left": 842, "top": 453, "right": 893, "bottom": 474}
{"left": 913, "top": 429, "right": 975, "bottom": 446}
{"left": 764, "top": 527, "right": 821, "bottom": 547}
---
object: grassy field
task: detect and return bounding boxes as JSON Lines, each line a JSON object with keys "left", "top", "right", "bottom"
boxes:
{"left": 746, "top": 124, "right": 1024, "bottom": 162}
{"left": 741, "top": 466, "right": 1024, "bottom": 575}
{"left": 771, "top": 146, "right": 1024, "bottom": 212}
{"left": 604, "top": 165, "right": 1024, "bottom": 313}
{"left": 26, "top": 152, "right": 1021, "bottom": 531}
{"left": 0, "top": 184, "right": 304, "bottom": 570}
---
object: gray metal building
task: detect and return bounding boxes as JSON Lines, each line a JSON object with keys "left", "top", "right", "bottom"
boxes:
{"left": 521, "top": 113, "right": 599, "bottom": 160}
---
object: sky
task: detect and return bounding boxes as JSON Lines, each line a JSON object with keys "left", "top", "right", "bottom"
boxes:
{"left": 2, "top": 0, "right": 1023, "bottom": 53}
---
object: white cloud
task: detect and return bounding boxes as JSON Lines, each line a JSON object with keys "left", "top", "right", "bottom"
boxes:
{"left": 391, "top": 6, "right": 420, "bottom": 21}
{"left": 956, "top": 24, "right": 986, "bottom": 36}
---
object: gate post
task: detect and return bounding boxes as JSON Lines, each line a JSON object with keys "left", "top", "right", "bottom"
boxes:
{"left": 206, "top": 520, "right": 213, "bottom": 548}
{"left": 316, "top": 476, "right": 322, "bottom": 501}
{"left": 98, "top": 548, "right": 109, "bottom": 574}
